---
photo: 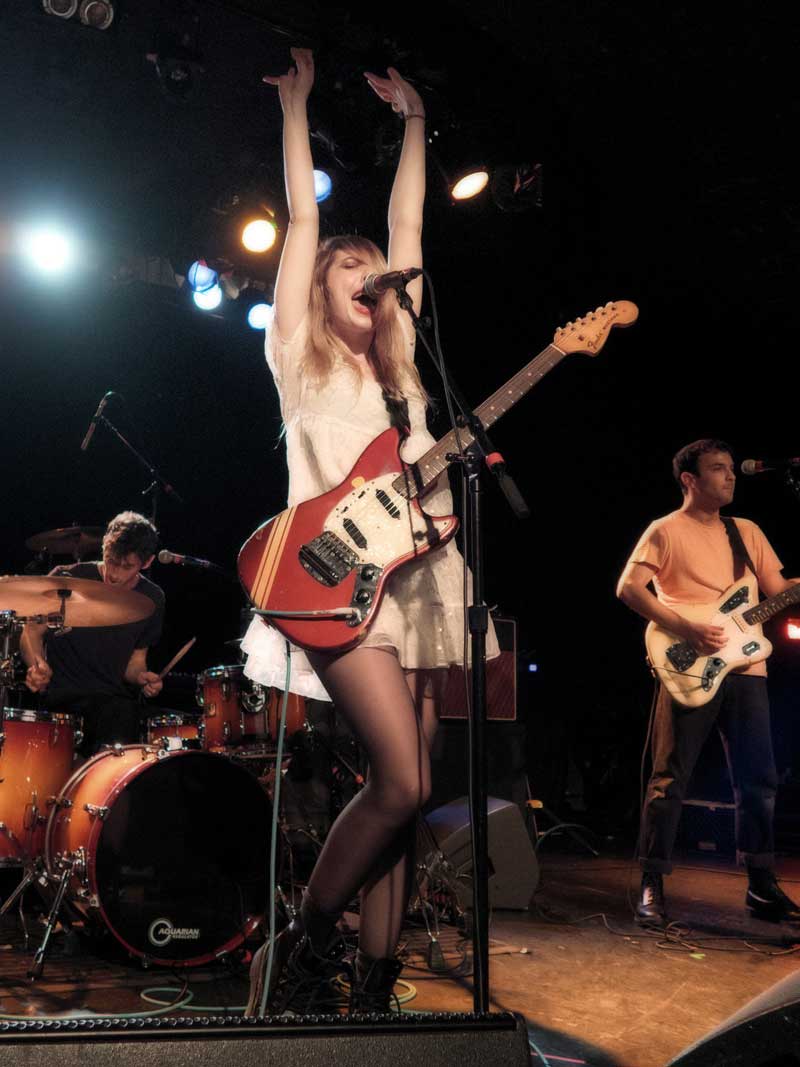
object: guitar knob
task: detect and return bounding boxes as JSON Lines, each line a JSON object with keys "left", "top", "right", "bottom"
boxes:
{"left": 356, "top": 590, "right": 372, "bottom": 604}
{"left": 362, "top": 566, "right": 375, "bottom": 581}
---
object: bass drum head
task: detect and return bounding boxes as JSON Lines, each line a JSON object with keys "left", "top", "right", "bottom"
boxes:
{"left": 94, "top": 751, "right": 269, "bottom": 965}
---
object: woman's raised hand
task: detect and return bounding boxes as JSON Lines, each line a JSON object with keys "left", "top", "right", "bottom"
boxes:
{"left": 263, "top": 47, "right": 314, "bottom": 109}
{"left": 364, "top": 67, "right": 424, "bottom": 118}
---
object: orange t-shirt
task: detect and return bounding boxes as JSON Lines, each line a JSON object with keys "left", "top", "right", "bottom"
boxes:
{"left": 626, "top": 510, "right": 783, "bottom": 677}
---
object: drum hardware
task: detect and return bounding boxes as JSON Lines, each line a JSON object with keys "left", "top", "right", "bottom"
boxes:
{"left": 83, "top": 803, "right": 109, "bottom": 819}
{"left": 29, "top": 856, "right": 76, "bottom": 980}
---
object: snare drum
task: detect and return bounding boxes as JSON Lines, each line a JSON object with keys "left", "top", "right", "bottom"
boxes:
{"left": 146, "top": 713, "right": 201, "bottom": 747}
{"left": 45, "top": 746, "right": 269, "bottom": 966}
{"left": 196, "top": 665, "right": 245, "bottom": 749}
{"left": 0, "top": 708, "right": 75, "bottom": 865}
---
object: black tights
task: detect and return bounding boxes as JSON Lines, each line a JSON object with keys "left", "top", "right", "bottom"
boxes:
{"left": 306, "top": 646, "right": 443, "bottom": 960}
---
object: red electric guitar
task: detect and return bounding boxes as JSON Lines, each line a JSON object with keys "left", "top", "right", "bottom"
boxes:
{"left": 239, "top": 300, "right": 639, "bottom": 653}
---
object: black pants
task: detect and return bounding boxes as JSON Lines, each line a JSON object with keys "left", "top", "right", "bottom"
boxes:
{"left": 45, "top": 689, "right": 146, "bottom": 757}
{"left": 639, "top": 674, "right": 777, "bottom": 874}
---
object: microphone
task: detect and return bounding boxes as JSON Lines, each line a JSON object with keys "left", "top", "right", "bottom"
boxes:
{"left": 362, "top": 267, "right": 423, "bottom": 298}
{"left": 740, "top": 456, "right": 800, "bottom": 475}
{"left": 80, "top": 391, "right": 115, "bottom": 452}
{"left": 158, "top": 549, "right": 214, "bottom": 568}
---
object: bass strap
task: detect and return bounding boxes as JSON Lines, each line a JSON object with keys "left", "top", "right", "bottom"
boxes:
{"left": 720, "top": 516, "right": 757, "bottom": 581}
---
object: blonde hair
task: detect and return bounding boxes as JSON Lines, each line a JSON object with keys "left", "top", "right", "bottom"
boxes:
{"left": 292, "top": 234, "right": 427, "bottom": 406}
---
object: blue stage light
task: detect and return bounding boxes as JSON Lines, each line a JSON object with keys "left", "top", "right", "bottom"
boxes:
{"left": 247, "top": 303, "right": 274, "bottom": 330}
{"left": 313, "top": 169, "right": 332, "bottom": 203}
{"left": 187, "top": 260, "right": 218, "bottom": 293}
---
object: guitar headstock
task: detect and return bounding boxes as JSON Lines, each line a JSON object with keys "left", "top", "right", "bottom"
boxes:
{"left": 553, "top": 300, "right": 639, "bottom": 357}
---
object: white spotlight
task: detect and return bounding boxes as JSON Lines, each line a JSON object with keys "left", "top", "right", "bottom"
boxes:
{"left": 193, "top": 284, "right": 223, "bottom": 311}
{"left": 18, "top": 223, "right": 78, "bottom": 276}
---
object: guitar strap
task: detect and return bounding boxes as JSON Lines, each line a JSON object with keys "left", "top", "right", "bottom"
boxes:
{"left": 382, "top": 390, "right": 411, "bottom": 437}
{"left": 721, "top": 516, "right": 757, "bottom": 580}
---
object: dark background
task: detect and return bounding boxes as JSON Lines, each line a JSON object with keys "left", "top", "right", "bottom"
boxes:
{"left": 2, "top": 1, "right": 799, "bottom": 835}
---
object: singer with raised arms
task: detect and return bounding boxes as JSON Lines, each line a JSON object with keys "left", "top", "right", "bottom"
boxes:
{"left": 241, "top": 47, "right": 498, "bottom": 1014}
{"left": 617, "top": 438, "right": 800, "bottom": 926}
{"left": 21, "top": 511, "right": 165, "bottom": 756}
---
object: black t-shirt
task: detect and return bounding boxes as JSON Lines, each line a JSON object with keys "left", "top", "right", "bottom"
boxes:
{"left": 44, "top": 562, "right": 165, "bottom": 697}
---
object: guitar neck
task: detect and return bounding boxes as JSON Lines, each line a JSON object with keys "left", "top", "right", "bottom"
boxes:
{"left": 743, "top": 583, "right": 800, "bottom": 626}
{"left": 395, "top": 342, "right": 568, "bottom": 499}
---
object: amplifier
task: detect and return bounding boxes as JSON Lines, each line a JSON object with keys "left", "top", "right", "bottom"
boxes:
{"left": 441, "top": 616, "right": 516, "bottom": 721}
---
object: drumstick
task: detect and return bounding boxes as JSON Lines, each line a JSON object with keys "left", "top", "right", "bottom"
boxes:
{"left": 158, "top": 636, "right": 196, "bottom": 679}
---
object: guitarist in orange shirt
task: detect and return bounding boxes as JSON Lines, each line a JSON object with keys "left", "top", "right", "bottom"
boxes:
{"left": 617, "top": 438, "right": 800, "bottom": 926}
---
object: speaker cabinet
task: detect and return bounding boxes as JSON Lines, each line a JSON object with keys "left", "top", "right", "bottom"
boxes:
{"left": 667, "top": 968, "right": 800, "bottom": 1066}
{"left": 423, "top": 796, "right": 539, "bottom": 910}
{"left": 441, "top": 617, "right": 516, "bottom": 720}
{"left": 0, "top": 1012, "right": 532, "bottom": 1067}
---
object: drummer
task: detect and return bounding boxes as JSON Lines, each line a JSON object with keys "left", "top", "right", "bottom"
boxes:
{"left": 21, "top": 511, "right": 165, "bottom": 755}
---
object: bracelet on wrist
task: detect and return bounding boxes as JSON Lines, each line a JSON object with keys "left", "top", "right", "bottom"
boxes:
{"left": 404, "top": 113, "right": 426, "bottom": 121}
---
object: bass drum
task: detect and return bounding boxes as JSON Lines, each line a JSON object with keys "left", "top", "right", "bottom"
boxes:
{"left": 45, "top": 746, "right": 269, "bottom": 966}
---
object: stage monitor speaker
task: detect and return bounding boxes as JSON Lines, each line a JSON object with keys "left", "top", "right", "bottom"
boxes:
{"left": 667, "top": 968, "right": 800, "bottom": 1066}
{"left": 0, "top": 1012, "right": 532, "bottom": 1067}
{"left": 424, "top": 795, "right": 539, "bottom": 910}
{"left": 441, "top": 616, "right": 516, "bottom": 720}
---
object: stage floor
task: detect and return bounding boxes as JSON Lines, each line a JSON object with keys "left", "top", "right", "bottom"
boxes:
{"left": 2, "top": 849, "right": 799, "bottom": 1066}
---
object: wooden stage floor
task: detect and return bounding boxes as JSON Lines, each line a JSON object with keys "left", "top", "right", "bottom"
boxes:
{"left": 2, "top": 849, "right": 799, "bottom": 1066}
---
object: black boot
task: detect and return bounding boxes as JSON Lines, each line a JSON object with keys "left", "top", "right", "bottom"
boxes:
{"left": 635, "top": 872, "right": 667, "bottom": 925}
{"left": 349, "top": 950, "right": 403, "bottom": 1014}
{"left": 245, "top": 895, "right": 345, "bottom": 1016}
{"left": 746, "top": 869, "right": 800, "bottom": 923}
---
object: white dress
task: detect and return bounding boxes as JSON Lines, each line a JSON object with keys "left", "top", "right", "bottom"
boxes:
{"left": 242, "top": 315, "right": 499, "bottom": 700}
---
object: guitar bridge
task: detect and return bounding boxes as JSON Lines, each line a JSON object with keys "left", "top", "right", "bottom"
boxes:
{"left": 299, "top": 532, "right": 358, "bottom": 587}
{"left": 666, "top": 642, "right": 697, "bottom": 673}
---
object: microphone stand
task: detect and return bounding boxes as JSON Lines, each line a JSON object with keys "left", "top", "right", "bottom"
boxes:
{"left": 94, "top": 414, "right": 184, "bottom": 524}
{"left": 394, "top": 286, "right": 529, "bottom": 1015}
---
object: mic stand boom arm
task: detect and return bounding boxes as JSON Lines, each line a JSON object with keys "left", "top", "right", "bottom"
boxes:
{"left": 95, "top": 413, "right": 184, "bottom": 524}
{"left": 394, "top": 285, "right": 530, "bottom": 1016}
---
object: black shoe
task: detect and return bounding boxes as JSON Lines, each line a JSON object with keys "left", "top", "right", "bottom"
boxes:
{"left": 349, "top": 951, "right": 404, "bottom": 1014}
{"left": 270, "top": 932, "right": 349, "bottom": 1015}
{"left": 635, "top": 872, "right": 667, "bottom": 925}
{"left": 746, "top": 873, "right": 800, "bottom": 923}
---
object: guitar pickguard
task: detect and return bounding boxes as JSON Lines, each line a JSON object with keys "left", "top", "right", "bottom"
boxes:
{"left": 324, "top": 473, "right": 442, "bottom": 568}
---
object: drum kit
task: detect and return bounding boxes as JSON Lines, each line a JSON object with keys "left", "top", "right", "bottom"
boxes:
{"left": 0, "top": 527, "right": 327, "bottom": 979}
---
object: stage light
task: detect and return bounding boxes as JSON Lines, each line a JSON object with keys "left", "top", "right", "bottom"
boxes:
{"left": 313, "top": 169, "right": 332, "bottom": 204}
{"left": 247, "top": 303, "right": 273, "bottom": 330}
{"left": 193, "top": 284, "right": 222, "bottom": 311}
{"left": 78, "top": 0, "right": 114, "bottom": 29}
{"left": 786, "top": 619, "right": 800, "bottom": 641}
{"left": 527, "top": 663, "right": 538, "bottom": 673}
{"left": 186, "top": 259, "right": 218, "bottom": 293}
{"left": 241, "top": 219, "right": 277, "bottom": 254}
{"left": 18, "top": 223, "right": 78, "bottom": 276}
{"left": 42, "top": 0, "right": 78, "bottom": 17}
{"left": 451, "top": 169, "right": 490, "bottom": 201}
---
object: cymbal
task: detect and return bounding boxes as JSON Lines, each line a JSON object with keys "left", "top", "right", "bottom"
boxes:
{"left": 0, "top": 575, "right": 154, "bottom": 627}
{"left": 25, "top": 526, "right": 104, "bottom": 557}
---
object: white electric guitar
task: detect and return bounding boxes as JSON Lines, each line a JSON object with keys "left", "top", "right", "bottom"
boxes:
{"left": 645, "top": 576, "right": 800, "bottom": 707}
